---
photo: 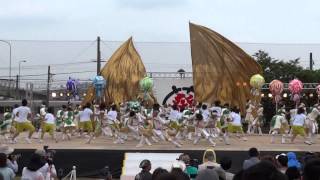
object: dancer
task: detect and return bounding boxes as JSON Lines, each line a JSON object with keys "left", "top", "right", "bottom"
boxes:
{"left": 56, "top": 105, "right": 66, "bottom": 132}
{"left": 164, "top": 120, "right": 183, "bottom": 148}
{"left": 39, "top": 107, "right": 58, "bottom": 143}
{"left": 0, "top": 110, "right": 13, "bottom": 142}
{"left": 227, "top": 107, "right": 247, "bottom": 141}
{"left": 168, "top": 105, "right": 182, "bottom": 122}
{"left": 37, "top": 103, "right": 46, "bottom": 139}
{"left": 152, "top": 110, "right": 167, "bottom": 142}
{"left": 10, "top": 104, "right": 19, "bottom": 134}
{"left": 106, "top": 104, "right": 119, "bottom": 137}
{"left": 270, "top": 111, "right": 289, "bottom": 144}
{"left": 78, "top": 103, "right": 94, "bottom": 138}
{"left": 200, "top": 104, "right": 210, "bottom": 123}
{"left": 87, "top": 103, "right": 107, "bottom": 144}
{"left": 206, "top": 110, "right": 219, "bottom": 138}
{"left": 126, "top": 111, "right": 145, "bottom": 140}
{"left": 11, "top": 99, "right": 35, "bottom": 144}
{"left": 73, "top": 104, "right": 81, "bottom": 131}
{"left": 305, "top": 104, "right": 320, "bottom": 144}
{"left": 181, "top": 108, "right": 195, "bottom": 141}
{"left": 136, "top": 117, "right": 154, "bottom": 147}
{"left": 252, "top": 104, "right": 264, "bottom": 135}
{"left": 245, "top": 101, "right": 255, "bottom": 134}
{"left": 210, "top": 101, "right": 222, "bottom": 117}
{"left": 219, "top": 103, "right": 232, "bottom": 145}
{"left": 193, "top": 113, "right": 216, "bottom": 147}
{"left": 290, "top": 107, "right": 312, "bottom": 145}
{"left": 62, "top": 106, "right": 76, "bottom": 141}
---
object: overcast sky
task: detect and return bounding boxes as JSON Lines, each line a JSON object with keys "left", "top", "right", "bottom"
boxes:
{"left": 1, "top": 0, "right": 320, "bottom": 43}
{"left": 1, "top": 0, "right": 320, "bottom": 89}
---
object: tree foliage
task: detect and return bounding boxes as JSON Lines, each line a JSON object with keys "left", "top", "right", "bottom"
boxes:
{"left": 253, "top": 50, "right": 320, "bottom": 83}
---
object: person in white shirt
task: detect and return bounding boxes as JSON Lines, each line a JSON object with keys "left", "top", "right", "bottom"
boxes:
{"left": 168, "top": 105, "right": 182, "bottom": 122}
{"left": 79, "top": 103, "right": 94, "bottom": 137}
{"left": 40, "top": 107, "right": 57, "bottom": 143}
{"left": 226, "top": 107, "right": 247, "bottom": 142}
{"left": 11, "top": 99, "right": 35, "bottom": 144}
{"left": 105, "top": 104, "right": 119, "bottom": 137}
{"left": 210, "top": 101, "right": 222, "bottom": 117}
{"left": 10, "top": 104, "right": 19, "bottom": 134}
{"left": 200, "top": 104, "right": 210, "bottom": 122}
{"left": 291, "top": 107, "right": 312, "bottom": 145}
{"left": 126, "top": 111, "right": 145, "bottom": 141}
{"left": 306, "top": 104, "right": 320, "bottom": 144}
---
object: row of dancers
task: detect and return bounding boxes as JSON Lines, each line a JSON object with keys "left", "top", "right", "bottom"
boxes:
{"left": 0, "top": 99, "right": 318, "bottom": 147}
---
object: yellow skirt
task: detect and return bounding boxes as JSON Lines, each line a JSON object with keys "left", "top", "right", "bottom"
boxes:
{"left": 227, "top": 124, "right": 243, "bottom": 133}
{"left": 292, "top": 126, "right": 305, "bottom": 136}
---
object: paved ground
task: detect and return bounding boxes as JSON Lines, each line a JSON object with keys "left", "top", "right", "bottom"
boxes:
{"left": 4, "top": 133, "right": 320, "bottom": 152}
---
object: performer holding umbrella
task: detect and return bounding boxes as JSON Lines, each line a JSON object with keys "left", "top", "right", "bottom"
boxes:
{"left": 269, "top": 80, "right": 284, "bottom": 112}
{"left": 289, "top": 79, "right": 303, "bottom": 109}
{"left": 247, "top": 74, "right": 264, "bottom": 134}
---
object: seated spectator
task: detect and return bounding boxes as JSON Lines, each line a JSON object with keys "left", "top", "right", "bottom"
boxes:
{"left": 196, "top": 169, "right": 219, "bottom": 180}
{"left": 21, "top": 153, "right": 46, "bottom": 180}
{"left": 198, "top": 149, "right": 220, "bottom": 171}
{"left": 303, "top": 158, "right": 320, "bottom": 180}
{"left": 287, "top": 152, "right": 301, "bottom": 170}
{"left": 243, "top": 147, "right": 260, "bottom": 170}
{"left": 179, "top": 154, "right": 198, "bottom": 179}
{"left": 0, "top": 145, "right": 18, "bottom": 173}
{"left": 152, "top": 168, "right": 168, "bottom": 180}
{"left": 154, "top": 173, "right": 178, "bottom": 180}
{"left": 0, "top": 153, "right": 15, "bottom": 180}
{"left": 220, "top": 156, "right": 233, "bottom": 180}
{"left": 171, "top": 162, "right": 189, "bottom": 180}
{"left": 261, "top": 155, "right": 278, "bottom": 167}
{"left": 242, "top": 161, "right": 287, "bottom": 180}
{"left": 135, "top": 159, "right": 152, "bottom": 180}
{"left": 285, "top": 167, "right": 300, "bottom": 180}
{"left": 34, "top": 149, "right": 57, "bottom": 179}
{"left": 276, "top": 154, "right": 288, "bottom": 174}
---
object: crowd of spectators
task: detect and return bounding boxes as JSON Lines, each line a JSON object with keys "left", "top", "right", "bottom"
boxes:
{"left": 135, "top": 147, "right": 320, "bottom": 180}
{"left": 0, "top": 145, "right": 56, "bottom": 180}
{"left": 1, "top": 144, "right": 320, "bottom": 180}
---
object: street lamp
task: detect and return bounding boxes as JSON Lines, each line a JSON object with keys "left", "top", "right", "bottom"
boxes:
{"left": 19, "top": 60, "right": 27, "bottom": 89}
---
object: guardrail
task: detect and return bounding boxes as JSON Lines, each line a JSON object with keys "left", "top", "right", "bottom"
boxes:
{"left": 0, "top": 79, "right": 15, "bottom": 89}
{"left": 261, "top": 83, "right": 318, "bottom": 90}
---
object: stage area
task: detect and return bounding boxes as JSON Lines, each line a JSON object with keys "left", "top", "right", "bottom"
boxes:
{"left": 7, "top": 133, "right": 320, "bottom": 152}
{"left": 5, "top": 134, "right": 320, "bottom": 178}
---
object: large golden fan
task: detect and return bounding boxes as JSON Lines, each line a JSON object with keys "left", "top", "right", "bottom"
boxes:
{"left": 101, "top": 37, "right": 149, "bottom": 105}
{"left": 189, "top": 23, "right": 262, "bottom": 113}
{"left": 81, "top": 84, "right": 95, "bottom": 106}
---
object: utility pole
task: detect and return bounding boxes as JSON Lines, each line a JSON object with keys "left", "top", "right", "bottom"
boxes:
{"left": 310, "top": 52, "right": 314, "bottom": 71}
{"left": 15, "top": 75, "right": 18, "bottom": 99}
{"left": 46, "top": 66, "right": 51, "bottom": 107}
{"left": 97, "top": 36, "right": 101, "bottom": 75}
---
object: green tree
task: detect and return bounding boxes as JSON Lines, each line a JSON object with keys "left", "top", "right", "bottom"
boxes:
{"left": 253, "top": 50, "right": 304, "bottom": 82}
